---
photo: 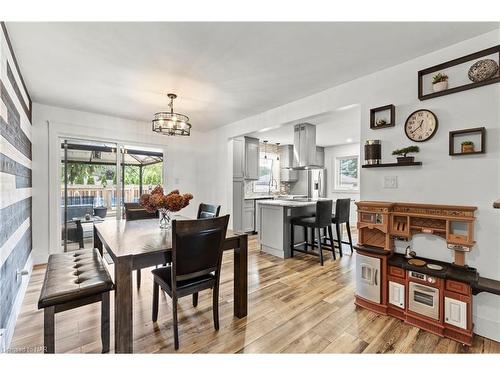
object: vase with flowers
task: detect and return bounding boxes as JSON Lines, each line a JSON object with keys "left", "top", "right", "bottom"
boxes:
{"left": 139, "top": 186, "right": 193, "bottom": 229}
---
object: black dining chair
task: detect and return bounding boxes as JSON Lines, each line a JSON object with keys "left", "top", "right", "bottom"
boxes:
{"left": 151, "top": 215, "right": 230, "bottom": 350}
{"left": 290, "top": 200, "right": 334, "bottom": 266}
{"left": 197, "top": 203, "right": 221, "bottom": 219}
{"left": 330, "top": 198, "right": 353, "bottom": 256}
{"left": 124, "top": 203, "right": 161, "bottom": 288}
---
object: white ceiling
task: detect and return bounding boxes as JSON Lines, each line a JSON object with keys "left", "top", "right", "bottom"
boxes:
{"left": 248, "top": 104, "right": 361, "bottom": 147}
{"left": 6, "top": 22, "right": 499, "bottom": 131}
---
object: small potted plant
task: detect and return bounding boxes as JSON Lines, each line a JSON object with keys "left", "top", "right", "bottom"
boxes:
{"left": 432, "top": 72, "right": 449, "bottom": 92}
{"left": 375, "top": 118, "right": 387, "bottom": 127}
{"left": 392, "top": 146, "right": 420, "bottom": 163}
{"left": 461, "top": 141, "right": 475, "bottom": 153}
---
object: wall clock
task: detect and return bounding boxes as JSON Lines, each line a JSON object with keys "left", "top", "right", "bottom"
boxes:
{"left": 404, "top": 109, "right": 438, "bottom": 142}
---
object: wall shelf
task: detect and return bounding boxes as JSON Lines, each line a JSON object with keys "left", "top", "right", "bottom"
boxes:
{"left": 362, "top": 162, "right": 422, "bottom": 168}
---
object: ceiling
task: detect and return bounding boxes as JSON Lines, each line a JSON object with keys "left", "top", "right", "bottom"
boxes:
{"left": 248, "top": 104, "right": 361, "bottom": 147}
{"left": 6, "top": 22, "right": 499, "bottom": 132}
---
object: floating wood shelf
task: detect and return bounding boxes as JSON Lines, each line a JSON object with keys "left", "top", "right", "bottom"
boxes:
{"left": 362, "top": 162, "right": 422, "bottom": 168}
{"left": 418, "top": 45, "right": 500, "bottom": 101}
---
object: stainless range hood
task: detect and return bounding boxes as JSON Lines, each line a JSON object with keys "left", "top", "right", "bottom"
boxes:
{"left": 292, "top": 123, "right": 322, "bottom": 169}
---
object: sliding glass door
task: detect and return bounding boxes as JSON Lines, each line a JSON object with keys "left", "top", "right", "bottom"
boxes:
{"left": 60, "top": 139, "right": 164, "bottom": 251}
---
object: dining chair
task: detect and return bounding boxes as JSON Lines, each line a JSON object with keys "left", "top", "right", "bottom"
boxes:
{"left": 197, "top": 203, "right": 221, "bottom": 219}
{"left": 124, "top": 203, "right": 160, "bottom": 288}
{"left": 151, "top": 215, "right": 230, "bottom": 349}
{"left": 331, "top": 198, "right": 353, "bottom": 256}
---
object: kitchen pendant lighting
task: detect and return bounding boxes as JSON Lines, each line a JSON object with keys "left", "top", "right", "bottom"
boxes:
{"left": 152, "top": 93, "right": 192, "bottom": 136}
{"left": 263, "top": 140, "right": 268, "bottom": 159}
{"left": 276, "top": 143, "right": 280, "bottom": 160}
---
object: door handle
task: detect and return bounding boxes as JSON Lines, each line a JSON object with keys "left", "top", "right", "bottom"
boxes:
{"left": 373, "top": 269, "right": 378, "bottom": 286}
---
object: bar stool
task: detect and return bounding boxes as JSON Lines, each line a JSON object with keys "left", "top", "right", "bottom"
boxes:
{"left": 290, "top": 200, "right": 334, "bottom": 266}
{"left": 330, "top": 198, "right": 353, "bottom": 256}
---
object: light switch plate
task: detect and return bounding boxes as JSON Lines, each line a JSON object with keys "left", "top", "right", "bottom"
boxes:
{"left": 384, "top": 176, "right": 398, "bottom": 189}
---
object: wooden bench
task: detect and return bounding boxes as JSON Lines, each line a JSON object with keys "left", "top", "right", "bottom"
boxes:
{"left": 38, "top": 249, "right": 114, "bottom": 353}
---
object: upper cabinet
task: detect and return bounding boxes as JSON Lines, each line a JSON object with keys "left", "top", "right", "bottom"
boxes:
{"left": 244, "top": 137, "right": 260, "bottom": 180}
{"left": 279, "top": 145, "right": 298, "bottom": 182}
{"left": 315, "top": 146, "right": 325, "bottom": 168}
{"left": 233, "top": 136, "right": 259, "bottom": 180}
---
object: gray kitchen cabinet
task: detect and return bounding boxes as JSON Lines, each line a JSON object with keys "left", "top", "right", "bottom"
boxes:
{"left": 242, "top": 200, "right": 255, "bottom": 232}
{"left": 279, "top": 144, "right": 298, "bottom": 182}
{"left": 315, "top": 146, "right": 325, "bottom": 168}
{"left": 244, "top": 136, "right": 260, "bottom": 180}
{"left": 232, "top": 180, "right": 244, "bottom": 231}
{"left": 233, "top": 137, "right": 245, "bottom": 179}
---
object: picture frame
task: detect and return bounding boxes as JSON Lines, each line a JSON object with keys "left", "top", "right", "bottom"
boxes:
{"left": 370, "top": 104, "right": 395, "bottom": 129}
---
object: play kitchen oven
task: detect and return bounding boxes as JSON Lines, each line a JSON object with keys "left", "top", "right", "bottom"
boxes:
{"left": 408, "top": 271, "right": 440, "bottom": 320}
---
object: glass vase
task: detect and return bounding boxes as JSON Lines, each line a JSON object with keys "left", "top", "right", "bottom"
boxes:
{"left": 158, "top": 208, "right": 172, "bottom": 229}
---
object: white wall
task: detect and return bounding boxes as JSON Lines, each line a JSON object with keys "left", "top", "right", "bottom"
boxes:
{"left": 324, "top": 142, "right": 360, "bottom": 223}
{"left": 200, "top": 29, "right": 500, "bottom": 340}
{"left": 31, "top": 103, "right": 209, "bottom": 265}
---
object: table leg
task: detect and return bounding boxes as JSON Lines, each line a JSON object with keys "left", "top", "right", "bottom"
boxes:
{"left": 94, "top": 227, "right": 103, "bottom": 256}
{"left": 233, "top": 234, "right": 248, "bottom": 318}
{"left": 114, "top": 256, "right": 133, "bottom": 353}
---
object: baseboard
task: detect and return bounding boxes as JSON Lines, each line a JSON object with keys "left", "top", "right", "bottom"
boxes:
{"left": 473, "top": 314, "right": 500, "bottom": 343}
{"left": 1, "top": 253, "right": 33, "bottom": 352}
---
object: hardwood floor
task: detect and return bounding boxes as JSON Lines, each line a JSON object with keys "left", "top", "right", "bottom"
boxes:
{"left": 10, "top": 235, "right": 500, "bottom": 353}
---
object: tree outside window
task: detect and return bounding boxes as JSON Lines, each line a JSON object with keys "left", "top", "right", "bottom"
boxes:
{"left": 335, "top": 155, "right": 359, "bottom": 191}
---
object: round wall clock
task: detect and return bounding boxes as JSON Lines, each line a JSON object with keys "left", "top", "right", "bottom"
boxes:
{"left": 404, "top": 109, "right": 438, "bottom": 142}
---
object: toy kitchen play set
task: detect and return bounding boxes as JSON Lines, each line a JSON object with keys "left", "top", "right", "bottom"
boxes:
{"left": 354, "top": 201, "right": 500, "bottom": 345}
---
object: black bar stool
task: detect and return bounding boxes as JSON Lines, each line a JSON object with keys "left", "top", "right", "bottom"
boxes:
{"left": 330, "top": 198, "right": 353, "bottom": 256}
{"left": 290, "top": 200, "right": 334, "bottom": 266}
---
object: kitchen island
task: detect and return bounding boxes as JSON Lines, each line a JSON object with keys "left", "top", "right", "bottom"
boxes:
{"left": 256, "top": 199, "right": 318, "bottom": 258}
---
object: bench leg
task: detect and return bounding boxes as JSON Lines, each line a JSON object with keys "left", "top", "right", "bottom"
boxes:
{"left": 44, "top": 306, "right": 55, "bottom": 354}
{"left": 101, "top": 291, "right": 110, "bottom": 353}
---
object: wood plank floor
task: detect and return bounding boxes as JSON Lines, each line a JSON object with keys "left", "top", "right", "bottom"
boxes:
{"left": 10, "top": 235, "right": 500, "bottom": 353}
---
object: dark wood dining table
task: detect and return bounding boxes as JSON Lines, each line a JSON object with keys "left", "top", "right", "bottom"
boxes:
{"left": 93, "top": 216, "right": 248, "bottom": 353}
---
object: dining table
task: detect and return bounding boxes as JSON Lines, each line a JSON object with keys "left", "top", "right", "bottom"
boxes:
{"left": 93, "top": 216, "right": 248, "bottom": 353}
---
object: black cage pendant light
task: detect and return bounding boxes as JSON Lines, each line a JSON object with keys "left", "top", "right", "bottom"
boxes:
{"left": 152, "top": 93, "right": 192, "bottom": 136}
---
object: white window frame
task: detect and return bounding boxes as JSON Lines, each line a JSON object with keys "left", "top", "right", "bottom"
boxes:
{"left": 333, "top": 154, "right": 360, "bottom": 192}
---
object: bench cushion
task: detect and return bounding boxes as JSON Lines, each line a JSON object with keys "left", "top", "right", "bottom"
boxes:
{"left": 38, "top": 249, "right": 113, "bottom": 309}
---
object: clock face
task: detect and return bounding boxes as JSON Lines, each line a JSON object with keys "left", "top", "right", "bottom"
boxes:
{"left": 404, "top": 109, "right": 438, "bottom": 142}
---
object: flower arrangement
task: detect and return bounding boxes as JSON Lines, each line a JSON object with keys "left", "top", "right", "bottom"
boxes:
{"left": 140, "top": 186, "right": 193, "bottom": 213}
{"left": 140, "top": 186, "right": 193, "bottom": 229}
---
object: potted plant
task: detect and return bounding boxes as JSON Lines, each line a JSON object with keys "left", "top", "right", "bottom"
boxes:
{"left": 375, "top": 118, "right": 387, "bottom": 127}
{"left": 392, "top": 146, "right": 420, "bottom": 163}
{"left": 461, "top": 141, "right": 475, "bottom": 153}
{"left": 432, "top": 72, "right": 448, "bottom": 92}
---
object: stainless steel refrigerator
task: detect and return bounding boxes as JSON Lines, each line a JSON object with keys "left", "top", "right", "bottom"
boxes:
{"left": 309, "top": 168, "right": 326, "bottom": 199}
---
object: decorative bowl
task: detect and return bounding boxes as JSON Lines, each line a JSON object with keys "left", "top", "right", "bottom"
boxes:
{"left": 468, "top": 59, "right": 499, "bottom": 83}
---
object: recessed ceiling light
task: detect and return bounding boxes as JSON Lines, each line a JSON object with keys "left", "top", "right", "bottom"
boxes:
{"left": 346, "top": 138, "right": 353, "bottom": 143}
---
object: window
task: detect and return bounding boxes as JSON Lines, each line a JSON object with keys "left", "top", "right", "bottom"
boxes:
{"left": 252, "top": 148, "right": 280, "bottom": 193}
{"left": 334, "top": 155, "right": 359, "bottom": 191}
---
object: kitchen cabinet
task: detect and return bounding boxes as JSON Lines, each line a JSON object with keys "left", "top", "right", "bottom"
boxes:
{"left": 444, "top": 296, "right": 467, "bottom": 330}
{"left": 233, "top": 137, "right": 245, "bottom": 179}
{"left": 233, "top": 136, "right": 259, "bottom": 180}
{"left": 315, "top": 146, "right": 325, "bottom": 168}
{"left": 244, "top": 136, "right": 260, "bottom": 180}
{"left": 388, "top": 281, "right": 405, "bottom": 309}
{"left": 232, "top": 180, "right": 244, "bottom": 231}
{"left": 242, "top": 200, "right": 255, "bottom": 233}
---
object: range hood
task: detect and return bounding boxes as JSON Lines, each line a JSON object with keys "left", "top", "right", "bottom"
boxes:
{"left": 292, "top": 123, "right": 322, "bottom": 169}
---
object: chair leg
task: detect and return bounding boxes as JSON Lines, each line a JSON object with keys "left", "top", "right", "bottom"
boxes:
{"left": 311, "top": 229, "right": 315, "bottom": 250}
{"left": 317, "top": 228, "right": 323, "bottom": 266}
{"left": 336, "top": 223, "right": 343, "bottom": 257}
{"left": 346, "top": 222, "right": 353, "bottom": 254}
{"left": 290, "top": 223, "right": 295, "bottom": 257}
{"left": 304, "top": 226, "right": 308, "bottom": 251}
{"left": 328, "top": 225, "right": 336, "bottom": 260}
{"left": 213, "top": 285, "right": 220, "bottom": 331}
{"left": 101, "top": 291, "right": 110, "bottom": 353}
{"left": 44, "top": 306, "right": 55, "bottom": 354}
{"left": 172, "top": 296, "right": 179, "bottom": 350}
{"left": 152, "top": 281, "right": 159, "bottom": 322}
{"left": 136, "top": 269, "right": 141, "bottom": 288}
{"left": 192, "top": 292, "right": 199, "bottom": 307}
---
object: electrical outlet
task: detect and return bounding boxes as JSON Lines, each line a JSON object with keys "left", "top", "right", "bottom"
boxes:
{"left": 384, "top": 176, "right": 398, "bottom": 189}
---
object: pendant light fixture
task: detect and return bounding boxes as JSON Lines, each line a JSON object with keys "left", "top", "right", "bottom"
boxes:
{"left": 276, "top": 143, "right": 280, "bottom": 160}
{"left": 263, "top": 140, "right": 268, "bottom": 159}
{"left": 152, "top": 93, "right": 192, "bottom": 136}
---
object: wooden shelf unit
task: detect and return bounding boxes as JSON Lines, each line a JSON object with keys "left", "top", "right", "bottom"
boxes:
{"left": 356, "top": 201, "right": 477, "bottom": 265}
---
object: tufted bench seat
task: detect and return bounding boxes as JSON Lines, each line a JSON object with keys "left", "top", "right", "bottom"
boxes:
{"left": 38, "top": 248, "right": 114, "bottom": 353}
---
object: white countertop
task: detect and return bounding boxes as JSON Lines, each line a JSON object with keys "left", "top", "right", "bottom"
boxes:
{"left": 256, "top": 199, "right": 318, "bottom": 207}
{"left": 244, "top": 195, "right": 275, "bottom": 200}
